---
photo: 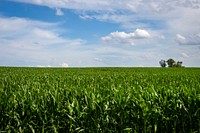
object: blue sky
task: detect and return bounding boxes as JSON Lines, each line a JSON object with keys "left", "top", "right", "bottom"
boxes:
{"left": 0, "top": 0, "right": 200, "bottom": 67}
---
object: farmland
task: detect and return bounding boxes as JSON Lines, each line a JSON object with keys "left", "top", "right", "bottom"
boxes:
{"left": 0, "top": 67, "right": 200, "bottom": 132}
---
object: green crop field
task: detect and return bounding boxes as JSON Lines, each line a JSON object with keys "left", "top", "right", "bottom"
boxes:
{"left": 0, "top": 67, "right": 200, "bottom": 132}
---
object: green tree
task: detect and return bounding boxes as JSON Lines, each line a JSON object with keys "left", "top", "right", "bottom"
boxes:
{"left": 159, "top": 60, "right": 166, "bottom": 67}
{"left": 167, "top": 58, "right": 176, "bottom": 67}
{"left": 177, "top": 61, "right": 183, "bottom": 67}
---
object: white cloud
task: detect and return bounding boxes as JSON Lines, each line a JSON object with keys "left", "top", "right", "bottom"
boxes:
{"left": 0, "top": 17, "right": 87, "bottom": 66}
{"left": 181, "top": 53, "right": 189, "bottom": 58}
{"left": 11, "top": 0, "right": 110, "bottom": 10}
{"left": 0, "top": 17, "right": 87, "bottom": 48}
{"left": 11, "top": 0, "right": 200, "bottom": 35}
{"left": 134, "top": 29, "right": 151, "bottom": 38}
{"left": 60, "top": 63, "right": 69, "bottom": 67}
{"left": 11, "top": 0, "right": 200, "bottom": 11}
{"left": 32, "top": 28, "right": 58, "bottom": 39}
{"left": 176, "top": 33, "right": 200, "bottom": 45}
{"left": 3, "top": 0, "right": 200, "bottom": 67}
{"left": 101, "top": 29, "right": 150, "bottom": 45}
{"left": 56, "top": 8, "right": 64, "bottom": 16}
{"left": 1, "top": 15, "right": 199, "bottom": 67}
{"left": 176, "top": 34, "right": 187, "bottom": 44}
{"left": 167, "top": 8, "right": 200, "bottom": 34}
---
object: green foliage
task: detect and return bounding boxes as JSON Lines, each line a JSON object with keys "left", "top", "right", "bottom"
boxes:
{"left": 159, "top": 60, "right": 167, "bottom": 67}
{"left": 162, "top": 59, "right": 183, "bottom": 68}
{"left": 167, "top": 58, "right": 176, "bottom": 67}
{"left": 0, "top": 67, "right": 200, "bottom": 132}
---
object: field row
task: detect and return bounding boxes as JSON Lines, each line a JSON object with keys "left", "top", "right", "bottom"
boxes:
{"left": 0, "top": 67, "right": 200, "bottom": 132}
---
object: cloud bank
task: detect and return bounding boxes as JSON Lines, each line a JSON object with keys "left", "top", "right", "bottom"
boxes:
{"left": 2, "top": 0, "right": 200, "bottom": 67}
{"left": 0, "top": 17, "right": 86, "bottom": 66}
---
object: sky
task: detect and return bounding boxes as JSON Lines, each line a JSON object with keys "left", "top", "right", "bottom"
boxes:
{"left": 0, "top": 0, "right": 200, "bottom": 67}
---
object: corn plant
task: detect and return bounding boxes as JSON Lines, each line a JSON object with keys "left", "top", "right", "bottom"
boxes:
{"left": 0, "top": 67, "right": 199, "bottom": 132}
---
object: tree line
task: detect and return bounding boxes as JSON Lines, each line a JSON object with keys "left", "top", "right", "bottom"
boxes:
{"left": 159, "top": 58, "right": 183, "bottom": 67}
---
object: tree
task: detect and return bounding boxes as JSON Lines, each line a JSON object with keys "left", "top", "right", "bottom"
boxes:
{"left": 159, "top": 58, "right": 184, "bottom": 67}
{"left": 159, "top": 60, "right": 166, "bottom": 67}
{"left": 167, "top": 58, "right": 176, "bottom": 67}
{"left": 177, "top": 61, "right": 183, "bottom": 67}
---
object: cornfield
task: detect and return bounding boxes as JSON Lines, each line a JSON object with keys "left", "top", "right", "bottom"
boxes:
{"left": 0, "top": 67, "right": 200, "bottom": 132}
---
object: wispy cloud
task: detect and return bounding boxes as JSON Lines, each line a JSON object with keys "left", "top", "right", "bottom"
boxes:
{"left": 1, "top": 16, "right": 199, "bottom": 67}
{"left": 176, "top": 34, "right": 187, "bottom": 44}
{"left": 176, "top": 33, "right": 200, "bottom": 45}
{"left": 11, "top": 0, "right": 200, "bottom": 32}
{"left": 0, "top": 17, "right": 86, "bottom": 66}
{"left": 3, "top": 0, "right": 200, "bottom": 67}
{"left": 11, "top": 0, "right": 200, "bottom": 11}
{"left": 56, "top": 8, "right": 64, "bottom": 16}
{"left": 11, "top": 0, "right": 200, "bottom": 40}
